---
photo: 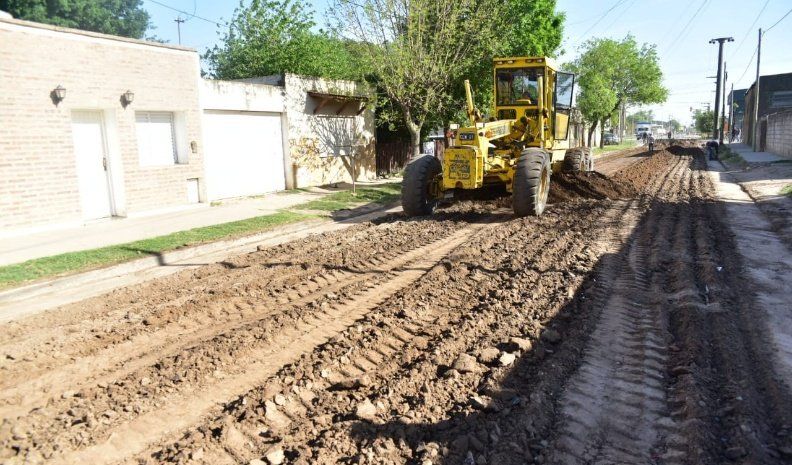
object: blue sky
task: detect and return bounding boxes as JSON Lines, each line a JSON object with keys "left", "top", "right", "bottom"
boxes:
{"left": 144, "top": 0, "right": 792, "bottom": 125}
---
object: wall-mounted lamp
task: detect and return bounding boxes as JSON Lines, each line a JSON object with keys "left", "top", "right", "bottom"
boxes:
{"left": 51, "top": 85, "right": 66, "bottom": 105}
{"left": 121, "top": 90, "right": 135, "bottom": 108}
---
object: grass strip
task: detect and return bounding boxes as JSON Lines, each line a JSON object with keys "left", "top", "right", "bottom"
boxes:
{"left": 0, "top": 210, "right": 309, "bottom": 289}
{"left": 593, "top": 141, "right": 638, "bottom": 155}
{"left": 292, "top": 183, "right": 402, "bottom": 212}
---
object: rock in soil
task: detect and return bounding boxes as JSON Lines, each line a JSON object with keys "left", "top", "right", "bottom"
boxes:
{"left": 477, "top": 347, "right": 500, "bottom": 364}
{"left": 355, "top": 399, "right": 378, "bottom": 421}
{"left": 453, "top": 353, "right": 484, "bottom": 373}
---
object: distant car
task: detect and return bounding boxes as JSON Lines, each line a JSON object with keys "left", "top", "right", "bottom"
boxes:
{"left": 604, "top": 133, "right": 620, "bottom": 145}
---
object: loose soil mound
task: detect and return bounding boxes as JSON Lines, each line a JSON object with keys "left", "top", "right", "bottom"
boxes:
{"left": 549, "top": 171, "right": 637, "bottom": 203}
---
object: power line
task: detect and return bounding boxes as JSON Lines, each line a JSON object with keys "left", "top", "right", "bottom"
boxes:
{"left": 733, "top": 6, "right": 792, "bottom": 86}
{"left": 577, "top": 0, "right": 630, "bottom": 40}
{"left": 145, "top": 0, "right": 227, "bottom": 27}
{"left": 664, "top": 0, "right": 710, "bottom": 55}
{"left": 765, "top": 6, "right": 792, "bottom": 33}
{"left": 600, "top": 0, "right": 637, "bottom": 35}
{"left": 730, "top": 0, "right": 770, "bottom": 58}
{"left": 566, "top": 0, "right": 628, "bottom": 26}
{"left": 735, "top": 45, "right": 758, "bottom": 85}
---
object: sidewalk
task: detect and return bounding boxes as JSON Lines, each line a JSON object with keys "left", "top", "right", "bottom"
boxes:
{"left": 0, "top": 204, "right": 401, "bottom": 323}
{"left": 726, "top": 142, "right": 787, "bottom": 163}
{"left": 0, "top": 180, "right": 395, "bottom": 267}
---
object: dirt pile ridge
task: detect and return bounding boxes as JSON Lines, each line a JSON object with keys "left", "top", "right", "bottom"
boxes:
{"left": 549, "top": 171, "right": 637, "bottom": 203}
{"left": 1, "top": 146, "right": 791, "bottom": 465}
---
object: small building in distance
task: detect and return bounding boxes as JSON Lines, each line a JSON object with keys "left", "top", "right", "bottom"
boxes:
{"left": 742, "top": 72, "right": 792, "bottom": 154}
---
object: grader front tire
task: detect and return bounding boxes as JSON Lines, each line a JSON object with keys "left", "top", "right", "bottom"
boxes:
{"left": 402, "top": 155, "right": 442, "bottom": 217}
{"left": 513, "top": 149, "right": 551, "bottom": 217}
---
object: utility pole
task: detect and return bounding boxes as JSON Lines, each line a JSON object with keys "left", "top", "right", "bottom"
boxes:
{"left": 174, "top": 17, "right": 185, "bottom": 45}
{"left": 709, "top": 37, "right": 733, "bottom": 141}
{"left": 728, "top": 83, "right": 734, "bottom": 142}
{"left": 752, "top": 29, "right": 762, "bottom": 152}
{"left": 721, "top": 63, "right": 727, "bottom": 144}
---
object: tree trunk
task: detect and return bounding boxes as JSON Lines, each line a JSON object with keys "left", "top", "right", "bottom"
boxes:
{"left": 406, "top": 120, "right": 422, "bottom": 159}
{"left": 587, "top": 120, "right": 598, "bottom": 148}
{"left": 599, "top": 119, "right": 607, "bottom": 149}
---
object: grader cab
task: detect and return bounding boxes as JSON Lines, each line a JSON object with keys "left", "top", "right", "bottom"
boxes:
{"left": 402, "top": 57, "right": 592, "bottom": 217}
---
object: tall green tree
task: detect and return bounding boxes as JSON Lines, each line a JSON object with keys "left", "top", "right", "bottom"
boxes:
{"left": 434, "top": 0, "right": 565, "bottom": 132}
{"left": 571, "top": 36, "right": 668, "bottom": 147}
{"left": 333, "top": 0, "right": 508, "bottom": 157}
{"left": 204, "top": 0, "right": 363, "bottom": 81}
{"left": 1, "top": 0, "right": 150, "bottom": 38}
{"left": 501, "top": 0, "right": 565, "bottom": 57}
{"left": 693, "top": 109, "right": 714, "bottom": 134}
{"left": 334, "top": 0, "right": 565, "bottom": 155}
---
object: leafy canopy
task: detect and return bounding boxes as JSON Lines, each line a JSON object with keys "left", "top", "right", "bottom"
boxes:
{"left": 204, "top": 0, "right": 363, "bottom": 81}
{"left": 333, "top": 0, "right": 508, "bottom": 155}
{"left": 333, "top": 0, "right": 565, "bottom": 154}
{"left": 571, "top": 36, "right": 668, "bottom": 128}
{"left": 0, "top": 0, "right": 151, "bottom": 38}
{"left": 501, "top": 0, "right": 565, "bottom": 58}
{"left": 693, "top": 109, "right": 714, "bottom": 134}
{"left": 434, "top": 0, "right": 565, "bottom": 130}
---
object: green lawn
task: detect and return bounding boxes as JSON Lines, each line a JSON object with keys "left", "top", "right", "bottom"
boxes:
{"left": 0, "top": 183, "right": 404, "bottom": 290}
{"left": 0, "top": 211, "right": 309, "bottom": 290}
{"left": 291, "top": 183, "right": 402, "bottom": 212}
{"left": 593, "top": 141, "right": 638, "bottom": 155}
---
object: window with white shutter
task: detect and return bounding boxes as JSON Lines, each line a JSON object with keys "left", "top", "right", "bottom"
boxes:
{"left": 135, "top": 111, "right": 177, "bottom": 166}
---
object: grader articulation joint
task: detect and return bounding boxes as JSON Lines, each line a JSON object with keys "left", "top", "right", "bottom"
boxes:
{"left": 402, "top": 57, "right": 593, "bottom": 217}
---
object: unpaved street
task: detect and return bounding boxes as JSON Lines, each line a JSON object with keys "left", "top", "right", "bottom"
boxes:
{"left": 1, "top": 146, "right": 791, "bottom": 465}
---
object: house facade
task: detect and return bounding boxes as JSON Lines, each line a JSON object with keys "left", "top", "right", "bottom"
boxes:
{"left": 0, "top": 14, "right": 376, "bottom": 236}
{"left": 742, "top": 72, "right": 792, "bottom": 150}
{"left": 0, "top": 15, "right": 205, "bottom": 233}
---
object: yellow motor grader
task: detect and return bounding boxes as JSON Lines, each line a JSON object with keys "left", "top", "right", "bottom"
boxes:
{"left": 402, "top": 57, "right": 592, "bottom": 217}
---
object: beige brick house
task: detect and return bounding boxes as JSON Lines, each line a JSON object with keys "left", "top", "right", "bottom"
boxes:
{"left": 0, "top": 14, "right": 376, "bottom": 236}
{"left": 0, "top": 15, "right": 204, "bottom": 233}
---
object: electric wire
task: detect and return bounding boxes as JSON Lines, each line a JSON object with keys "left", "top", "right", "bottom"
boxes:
{"left": 733, "top": 6, "right": 792, "bottom": 86}
{"left": 145, "top": 0, "right": 227, "bottom": 27}
{"left": 730, "top": 0, "right": 770, "bottom": 58}
{"left": 577, "top": 0, "right": 630, "bottom": 41}
{"left": 566, "top": 0, "right": 628, "bottom": 26}
{"left": 764, "top": 6, "right": 792, "bottom": 33}
{"left": 664, "top": 0, "right": 710, "bottom": 55}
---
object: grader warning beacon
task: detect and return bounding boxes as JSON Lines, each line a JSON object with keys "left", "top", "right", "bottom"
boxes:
{"left": 402, "top": 57, "right": 592, "bottom": 217}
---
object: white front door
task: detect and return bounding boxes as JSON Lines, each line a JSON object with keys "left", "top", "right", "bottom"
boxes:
{"left": 71, "top": 111, "right": 113, "bottom": 220}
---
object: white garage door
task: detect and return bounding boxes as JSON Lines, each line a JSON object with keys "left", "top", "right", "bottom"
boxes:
{"left": 203, "top": 111, "right": 285, "bottom": 201}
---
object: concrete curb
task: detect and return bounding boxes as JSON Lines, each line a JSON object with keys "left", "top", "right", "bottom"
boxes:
{"left": 0, "top": 202, "right": 402, "bottom": 323}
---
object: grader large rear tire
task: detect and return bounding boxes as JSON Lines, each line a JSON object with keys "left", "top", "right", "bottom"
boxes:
{"left": 562, "top": 148, "right": 586, "bottom": 172}
{"left": 513, "top": 149, "right": 551, "bottom": 217}
{"left": 402, "top": 155, "right": 442, "bottom": 216}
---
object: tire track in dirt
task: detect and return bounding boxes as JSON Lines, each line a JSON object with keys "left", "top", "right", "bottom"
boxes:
{"left": 43, "top": 216, "right": 505, "bottom": 465}
{"left": 137, "top": 198, "right": 635, "bottom": 465}
{"left": 663, "top": 151, "right": 792, "bottom": 464}
{"left": 547, "top": 152, "right": 693, "bottom": 464}
{"left": 0, "top": 217, "right": 468, "bottom": 416}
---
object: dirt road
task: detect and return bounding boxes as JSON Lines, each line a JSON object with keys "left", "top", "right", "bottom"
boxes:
{"left": 1, "top": 146, "right": 791, "bottom": 465}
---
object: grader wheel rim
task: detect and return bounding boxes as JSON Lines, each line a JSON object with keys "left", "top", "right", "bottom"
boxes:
{"left": 538, "top": 165, "right": 550, "bottom": 211}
